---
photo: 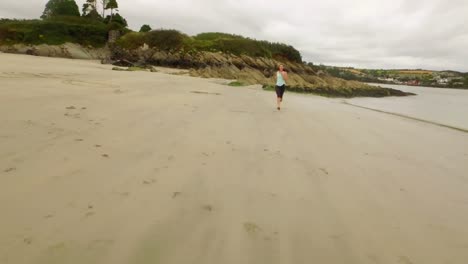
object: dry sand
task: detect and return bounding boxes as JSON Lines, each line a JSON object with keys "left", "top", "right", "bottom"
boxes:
{"left": 1, "top": 53, "right": 468, "bottom": 264}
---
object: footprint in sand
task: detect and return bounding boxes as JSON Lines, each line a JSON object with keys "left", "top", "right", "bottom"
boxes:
{"left": 143, "top": 179, "right": 157, "bottom": 185}
{"left": 95, "top": 144, "right": 102, "bottom": 148}
{"left": 102, "top": 154, "right": 109, "bottom": 158}
{"left": 44, "top": 214, "right": 54, "bottom": 219}
{"left": 319, "top": 168, "right": 329, "bottom": 175}
{"left": 23, "top": 238, "right": 32, "bottom": 245}
{"left": 66, "top": 106, "right": 76, "bottom": 110}
{"left": 84, "top": 204, "right": 95, "bottom": 218}
{"left": 75, "top": 139, "right": 84, "bottom": 142}
{"left": 85, "top": 212, "right": 95, "bottom": 217}
{"left": 244, "top": 222, "right": 261, "bottom": 235}
{"left": 172, "top": 192, "right": 181, "bottom": 199}
{"left": 4, "top": 167, "right": 16, "bottom": 173}
{"left": 202, "top": 205, "right": 214, "bottom": 212}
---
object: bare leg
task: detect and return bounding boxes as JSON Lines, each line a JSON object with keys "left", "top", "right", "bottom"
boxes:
{"left": 277, "top": 97, "right": 281, "bottom": 110}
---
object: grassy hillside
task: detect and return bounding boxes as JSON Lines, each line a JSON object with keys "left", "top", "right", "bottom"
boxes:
{"left": 315, "top": 65, "right": 468, "bottom": 89}
{"left": 116, "top": 30, "right": 302, "bottom": 63}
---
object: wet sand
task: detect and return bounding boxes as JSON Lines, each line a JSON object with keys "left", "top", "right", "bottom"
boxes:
{"left": 349, "top": 83, "right": 468, "bottom": 131}
{"left": 1, "top": 53, "right": 468, "bottom": 264}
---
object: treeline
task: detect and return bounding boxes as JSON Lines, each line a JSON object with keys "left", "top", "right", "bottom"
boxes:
{"left": 0, "top": 0, "right": 127, "bottom": 47}
{"left": 0, "top": 18, "right": 109, "bottom": 47}
{"left": 117, "top": 31, "right": 303, "bottom": 63}
{"left": 0, "top": 0, "right": 303, "bottom": 63}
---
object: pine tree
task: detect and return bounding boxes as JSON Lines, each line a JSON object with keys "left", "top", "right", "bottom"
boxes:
{"left": 106, "top": 0, "right": 118, "bottom": 17}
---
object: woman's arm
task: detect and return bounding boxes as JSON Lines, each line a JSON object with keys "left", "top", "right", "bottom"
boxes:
{"left": 282, "top": 71, "right": 289, "bottom": 81}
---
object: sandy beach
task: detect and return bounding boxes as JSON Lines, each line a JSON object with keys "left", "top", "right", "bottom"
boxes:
{"left": 1, "top": 53, "right": 468, "bottom": 264}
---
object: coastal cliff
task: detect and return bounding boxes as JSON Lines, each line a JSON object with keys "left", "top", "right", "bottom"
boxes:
{"left": 0, "top": 42, "right": 413, "bottom": 98}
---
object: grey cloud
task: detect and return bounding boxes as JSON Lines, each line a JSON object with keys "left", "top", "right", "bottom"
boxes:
{"left": 1, "top": 0, "right": 467, "bottom": 71}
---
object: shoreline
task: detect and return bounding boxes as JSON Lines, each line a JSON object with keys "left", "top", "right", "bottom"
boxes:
{"left": 368, "top": 82, "right": 468, "bottom": 90}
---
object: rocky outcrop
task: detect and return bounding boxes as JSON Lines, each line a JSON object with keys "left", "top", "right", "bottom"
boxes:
{"left": 109, "top": 47, "right": 414, "bottom": 97}
{"left": 0, "top": 42, "right": 414, "bottom": 97}
{"left": 0, "top": 43, "right": 110, "bottom": 60}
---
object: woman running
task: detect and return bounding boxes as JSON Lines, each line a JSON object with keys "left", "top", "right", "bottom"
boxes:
{"left": 275, "top": 64, "right": 288, "bottom": 110}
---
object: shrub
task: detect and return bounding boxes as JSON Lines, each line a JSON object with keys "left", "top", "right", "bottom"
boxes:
{"left": 228, "top": 81, "right": 246, "bottom": 87}
{"left": 139, "top": 24, "right": 152, "bottom": 33}
{"left": 115, "top": 30, "right": 303, "bottom": 63}
{"left": 0, "top": 18, "right": 108, "bottom": 47}
{"left": 103, "top": 13, "right": 127, "bottom": 28}
{"left": 145, "top": 29, "right": 189, "bottom": 51}
{"left": 41, "top": 0, "right": 80, "bottom": 19}
{"left": 115, "top": 32, "right": 146, "bottom": 49}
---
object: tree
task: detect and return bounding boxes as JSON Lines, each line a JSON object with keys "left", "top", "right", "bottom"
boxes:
{"left": 83, "top": 8, "right": 102, "bottom": 20}
{"left": 104, "top": 13, "right": 127, "bottom": 28}
{"left": 100, "top": 0, "right": 109, "bottom": 17}
{"left": 140, "top": 24, "right": 152, "bottom": 33}
{"left": 41, "top": 0, "right": 80, "bottom": 19}
{"left": 106, "top": 0, "right": 118, "bottom": 17}
{"left": 82, "top": 0, "right": 103, "bottom": 20}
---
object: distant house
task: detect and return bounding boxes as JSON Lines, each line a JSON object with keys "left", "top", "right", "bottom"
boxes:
{"left": 437, "top": 78, "right": 449, "bottom": 85}
{"left": 377, "top": 77, "right": 395, "bottom": 82}
{"left": 407, "top": 80, "right": 420, "bottom": 86}
{"left": 434, "top": 75, "right": 449, "bottom": 85}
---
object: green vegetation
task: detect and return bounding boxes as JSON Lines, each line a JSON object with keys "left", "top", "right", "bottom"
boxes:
{"left": 0, "top": 0, "right": 128, "bottom": 47}
{"left": 190, "top": 32, "right": 302, "bottom": 62}
{"left": 105, "top": 0, "right": 118, "bottom": 16}
{"left": 313, "top": 64, "right": 468, "bottom": 89}
{"left": 2, "top": 0, "right": 301, "bottom": 64}
{"left": 103, "top": 13, "right": 127, "bottom": 28}
{"left": 116, "top": 31, "right": 302, "bottom": 63}
{"left": 139, "top": 24, "right": 152, "bottom": 33}
{"left": 146, "top": 29, "right": 188, "bottom": 50}
{"left": 116, "top": 29, "right": 187, "bottom": 51}
{"left": 0, "top": 18, "right": 108, "bottom": 47}
{"left": 41, "top": 0, "right": 80, "bottom": 19}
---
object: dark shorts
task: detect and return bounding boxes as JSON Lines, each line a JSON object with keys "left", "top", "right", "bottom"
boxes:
{"left": 275, "top": 85, "right": 286, "bottom": 98}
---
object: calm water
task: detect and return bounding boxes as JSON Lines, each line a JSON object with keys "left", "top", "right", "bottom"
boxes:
{"left": 347, "top": 84, "right": 468, "bottom": 130}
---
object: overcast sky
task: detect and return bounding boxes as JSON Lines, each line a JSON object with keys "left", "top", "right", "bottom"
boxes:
{"left": 1, "top": 0, "right": 467, "bottom": 71}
